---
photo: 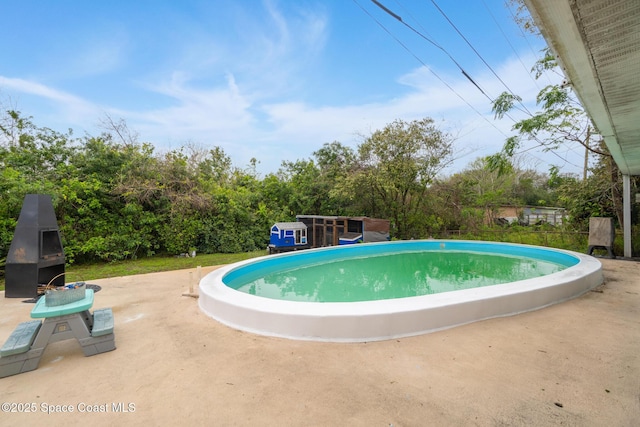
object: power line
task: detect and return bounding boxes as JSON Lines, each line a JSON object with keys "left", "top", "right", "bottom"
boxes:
{"left": 480, "top": 0, "right": 541, "bottom": 92}
{"left": 356, "top": 0, "right": 582, "bottom": 171}
{"left": 427, "top": 0, "right": 533, "bottom": 116}
{"left": 352, "top": 0, "right": 509, "bottom": 139}
{"left": 516, "top": 140, "right": 583, "bottom": 170}
{"left": 370, "top": 0, "right": 493, "bottom": 103}
{"left": 372, "top": 0, "right": 537, "bottom": 120}
{"left": 503, "top": 0, "right": 554, "bottom": 86}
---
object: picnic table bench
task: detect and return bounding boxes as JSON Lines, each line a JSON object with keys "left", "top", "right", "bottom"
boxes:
{"left": 0, "top": 289, "right": 116, "bottom": 378}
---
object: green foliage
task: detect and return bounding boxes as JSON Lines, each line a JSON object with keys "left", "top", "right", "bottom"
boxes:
{"left": 492, "top": 93, "right": 522, "bottom": 120}
{"left": 1, "top": 104, "right": 637, "bottom": 267}
{"left": 485, "top": 38, "right": 637, "bottom": 234}
{"left": 531, "top": 48, "right": 558, "bottom": 78}
{"left": 343, "top": 118, "right": 454, "bottom": 238}
{"left": 490, "top": 46, "right": 607, "bottom": 171}
{"left": 440, "top": 222, "right": 591, "bottom": 252}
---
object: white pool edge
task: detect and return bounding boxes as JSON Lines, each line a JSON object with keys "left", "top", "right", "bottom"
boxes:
{"left": 198, "top": 244, "right": 603, "bottom": 342}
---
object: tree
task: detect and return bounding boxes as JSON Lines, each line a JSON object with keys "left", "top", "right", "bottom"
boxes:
{"left": 313, "top": 141, "right": 356, "bottom": 180}
{"left": 488, "top": 1, "right": 640, "bottom": 231}
{"left": 313, "top": 141, "right": 357, "bottom": 215}
{"left": 490, "top": 44, "right": 625, "bottom": 224}
{"left": 430, "top": 157, "right": 561, "bottom": 233}
{"left": 492, "top": 50, "right": 609, "bottom": 170}
{"left": 276, "top": 159, "right": 325, "bottom": 215}
{"left": 344, "top": 118, "right": 454, "bottom": 238}
{"left": 0, "top": 109, "right": 76, "bottom": 257}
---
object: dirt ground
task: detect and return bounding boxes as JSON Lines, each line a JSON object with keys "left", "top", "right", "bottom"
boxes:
{"left": 0, "top": 258, "right": 638, "bottom": 426}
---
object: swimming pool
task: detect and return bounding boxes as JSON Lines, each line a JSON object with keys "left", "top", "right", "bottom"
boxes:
{"left": 198, "top": 240, "right": 602, "bottom": 342}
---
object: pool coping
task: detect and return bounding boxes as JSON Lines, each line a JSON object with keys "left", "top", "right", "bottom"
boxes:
{"left": 198, "top": 240, "right": 603, "bottom": 342}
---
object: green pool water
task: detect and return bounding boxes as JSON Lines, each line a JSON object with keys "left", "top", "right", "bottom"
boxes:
{"left": 233, "top": 251, "right": 567, "bottom": 302}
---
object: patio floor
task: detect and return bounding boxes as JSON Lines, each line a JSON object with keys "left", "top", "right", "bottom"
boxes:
{"left": 0, "top": 258, "right": 638, "bottom": 426}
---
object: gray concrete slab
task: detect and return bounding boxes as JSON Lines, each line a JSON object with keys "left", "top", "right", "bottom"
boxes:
{"left": 0, "top": 258, "right": 638, "bottom": 426}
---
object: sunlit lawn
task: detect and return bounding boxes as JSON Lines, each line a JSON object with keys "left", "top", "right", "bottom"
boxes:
{"left": 0, "top": 250, "right": 266, "bottom": 291}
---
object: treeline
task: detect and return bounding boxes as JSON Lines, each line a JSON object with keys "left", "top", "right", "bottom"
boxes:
{"left": 1, "top": 110, "right": 633, "bottom": 264}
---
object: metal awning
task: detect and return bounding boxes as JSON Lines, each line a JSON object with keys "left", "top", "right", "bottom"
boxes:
{"left": 524, "top": 0, "right": 639, "bottom": 257}
{"left": 524, "top": 0, "right": 640, "bottom": 176}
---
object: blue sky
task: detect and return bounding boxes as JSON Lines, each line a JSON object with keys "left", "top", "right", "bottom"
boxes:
{"left": 0, "top": 0, "right": 585, "bottom": 176}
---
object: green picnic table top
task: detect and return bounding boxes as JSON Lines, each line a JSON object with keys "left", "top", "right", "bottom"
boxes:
{"left": 31, "top": 289, "right": 94, "bottom": 319}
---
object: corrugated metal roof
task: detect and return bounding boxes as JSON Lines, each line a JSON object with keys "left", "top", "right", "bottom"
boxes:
{"left": 525, "top": 0, "right": 640, "bottom": 175}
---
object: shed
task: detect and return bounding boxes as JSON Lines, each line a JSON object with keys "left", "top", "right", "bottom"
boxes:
{"left": 296, "top": 215, "right": 390, "bottom": 248}
{"left": 268, "top": 222, "right": 309, "bottom": 253}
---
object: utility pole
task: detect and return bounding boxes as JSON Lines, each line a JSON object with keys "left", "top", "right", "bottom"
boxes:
{"left": 583, "top": 126, "right": 590, "bottom": 181}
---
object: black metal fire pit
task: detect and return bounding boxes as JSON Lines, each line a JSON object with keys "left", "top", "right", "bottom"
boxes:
{"left": 5, "top": 194, "right": 66, "bottom": 298}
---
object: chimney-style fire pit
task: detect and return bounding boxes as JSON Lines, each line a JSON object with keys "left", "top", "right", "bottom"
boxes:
{"left": 5, "top": 194, "right": 66, "bottom": 298}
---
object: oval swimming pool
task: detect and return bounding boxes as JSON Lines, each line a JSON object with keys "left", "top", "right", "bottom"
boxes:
{"left": 199, "top": 240, "right": 602, "bottom": 342}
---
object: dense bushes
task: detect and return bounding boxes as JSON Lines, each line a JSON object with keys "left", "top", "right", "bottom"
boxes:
{"left": 1, "top": 110, "right": 637, "bottom": 266}
{"left": 0, "top": 113, "right": 277, "bottom": 262}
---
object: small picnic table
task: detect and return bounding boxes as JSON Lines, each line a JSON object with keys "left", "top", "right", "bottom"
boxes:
{"left": 0, "top": 289, "right": 115, "bottom": 378}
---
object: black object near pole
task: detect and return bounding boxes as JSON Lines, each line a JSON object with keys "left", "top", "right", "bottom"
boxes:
{"left": 5, "top": 194, "right": 65, "bottom": 298}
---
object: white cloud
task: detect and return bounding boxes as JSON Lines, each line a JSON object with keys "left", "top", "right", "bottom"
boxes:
{"left": 0, "top": 76, "right": 102, "bottom": 124}
{"left": 125, "top": 73, "right": 254, "bottom": 145}
{"left": 0, "top": 16, "right": 582, "bottom": 177}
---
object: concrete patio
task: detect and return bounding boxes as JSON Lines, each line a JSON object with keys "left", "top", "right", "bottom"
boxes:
{"left": 0, "top": 258, "right": 638, "bottom": 426}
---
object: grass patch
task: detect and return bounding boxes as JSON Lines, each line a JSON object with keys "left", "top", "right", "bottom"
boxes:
{"left": 0, "top": 250, "right": 266, "bottom": 291}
